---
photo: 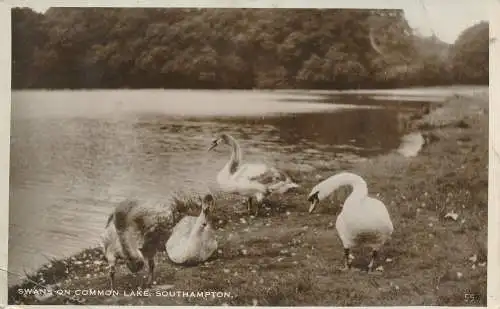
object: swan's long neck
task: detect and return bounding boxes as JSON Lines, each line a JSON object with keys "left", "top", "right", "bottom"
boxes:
{"left": 225, "top": 136, "right": 242, "bottom": 175}
{"left": 316, "top": 172, "right": 368, "bottom": 203}
{"left": 190, "top": 208, "right": 208, "bottom": 238}
{"left": 179, "top": 207, "right": 208, "bottom": 259}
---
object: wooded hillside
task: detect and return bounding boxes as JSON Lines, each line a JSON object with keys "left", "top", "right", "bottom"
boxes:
{"left": 11, "top": 8, "right": 489, "bottom": 89}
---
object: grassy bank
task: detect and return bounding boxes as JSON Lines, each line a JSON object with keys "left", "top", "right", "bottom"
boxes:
{"left": 9, "top": 93, "right": 488, "bottom": 306}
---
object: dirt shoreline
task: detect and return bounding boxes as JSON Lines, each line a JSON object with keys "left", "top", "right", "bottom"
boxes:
{"left": 8, "top": 91, "right": 489, "bottom": 306}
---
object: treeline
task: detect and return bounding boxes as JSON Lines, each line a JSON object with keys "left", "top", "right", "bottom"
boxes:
{"left": 12, "top": 7, "right": 489, "bottom": 90}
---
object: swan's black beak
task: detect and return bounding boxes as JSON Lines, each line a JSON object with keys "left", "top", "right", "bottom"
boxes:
{"left": 308, "top": 192, "right": 319, "bottom": 213}
{"left": 208, "top": 140, "right": 218, "bottom": 151}
{"left": 309, "top": 200, "right": 318, "bottom": 213}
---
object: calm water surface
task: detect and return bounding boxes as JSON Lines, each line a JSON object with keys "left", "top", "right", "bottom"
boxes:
{"left": 8, "top": 88, "right": 464, "bottom": 284}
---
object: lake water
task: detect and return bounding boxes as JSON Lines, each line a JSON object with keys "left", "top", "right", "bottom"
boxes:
{"left": 8, "top": 87, "right": 478, "bottom": 285}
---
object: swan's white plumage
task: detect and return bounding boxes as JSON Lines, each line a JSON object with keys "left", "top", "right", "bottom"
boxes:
{"left": 335, "top": 196, "right": 393, "bottom": 250}
{"left": 231, "top": 162, "right": 269, "bottom": 182}
{"left": 210, "top": 134, "right": 299, "bottom": 202}
{"left": 217, "top": 163, "right": 267, "bottom": 198}
{"left": 308, "top": 172, "right": 393, "bottom": 269}
{"left": 166, "top": 217, "right": 218, "bottom": 264}
{"left": 166, "top": 196, "right": 218, "bottom": 265}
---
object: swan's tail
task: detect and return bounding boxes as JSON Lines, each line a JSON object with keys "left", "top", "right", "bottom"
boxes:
{"left": 267, "top": 176, "right": 300, "bottom": 195}
{"left": 255, "top": 178, "right": 299, "bottom": 202}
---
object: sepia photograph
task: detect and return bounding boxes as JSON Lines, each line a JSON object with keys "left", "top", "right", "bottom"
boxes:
{"left": 6, "top": 1, "right": 490, "bottom": 306}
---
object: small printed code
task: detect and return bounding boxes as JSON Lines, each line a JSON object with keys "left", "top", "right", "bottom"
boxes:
{"left": 464, "top": 293, "right": 481, "bottom": 304}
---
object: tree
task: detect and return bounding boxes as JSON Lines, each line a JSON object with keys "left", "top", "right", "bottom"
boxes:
{"left": 11, "top": 8, "right": 47, "bottom": 88}
{"left": 449, "top": 21, "right": 489, "bottom": 84}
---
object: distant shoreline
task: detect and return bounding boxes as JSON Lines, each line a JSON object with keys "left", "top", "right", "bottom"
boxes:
{"left": 11, "top": 83, "right": 488, "bottom": 92}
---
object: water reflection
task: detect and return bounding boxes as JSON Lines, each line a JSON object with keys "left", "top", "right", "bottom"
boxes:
{"left": 204, "top": 108, "right": 403, "bottom": 157}
{"left": 278, "top": 92, "right": 432, "bottom": 110}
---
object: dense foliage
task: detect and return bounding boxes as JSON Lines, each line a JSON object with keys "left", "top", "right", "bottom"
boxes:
{"left": 448, "top": 21, "right": 489, "bottom": 85}
{"left": 11, "top": 7, "right": 489, "bottom": 89}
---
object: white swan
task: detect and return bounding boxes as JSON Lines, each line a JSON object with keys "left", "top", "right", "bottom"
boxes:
{"left": 308, "top": 172, "right": 394, "bottom": 271}
{"left": 166, "top": 194, "right": 218, "bottom": 265}
{"left": 208, "top": 133, "right": 299, "bottom": 215}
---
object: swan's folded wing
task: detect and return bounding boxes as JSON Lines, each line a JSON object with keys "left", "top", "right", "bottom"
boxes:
{"left": 200, "top": 227, "right": 218, "bottom": 261}
{"left": 166, "top": 216, "right": 197, "bottom": 253}
{"left": 233, "top": 163, "right": 286, "bottom": 185}
{"left": 232, "top": 163, "right": 268, "bottom": 181}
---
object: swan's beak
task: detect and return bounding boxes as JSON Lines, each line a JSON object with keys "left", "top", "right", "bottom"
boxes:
{"left": 208, "top": 141, "right": 218, "bottom": 151}
{"left": 309, "top": 200, "right": 318, "bottom": 213}
{"left": 308, "top": 193, "right": 319, "bottom": 213}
